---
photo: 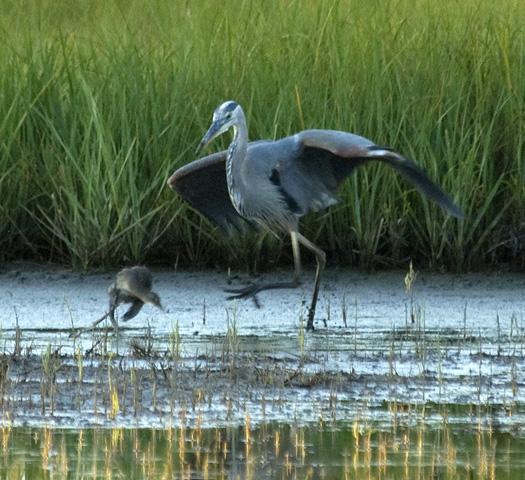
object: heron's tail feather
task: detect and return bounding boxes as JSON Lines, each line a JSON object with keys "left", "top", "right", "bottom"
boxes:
{"left": 368, "top": 149, "right": 464, "bottom": 219}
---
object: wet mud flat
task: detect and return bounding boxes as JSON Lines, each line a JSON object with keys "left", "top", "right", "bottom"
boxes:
{"left": 2, "top": 342, "right": 525, "bottom": 431}
{"left": 0, "top": 265, "right": 523, "bottom": 431}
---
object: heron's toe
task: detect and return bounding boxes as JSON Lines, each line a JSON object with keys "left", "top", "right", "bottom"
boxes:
{"left": 224, "top": 282, "right": 260, "bottom": 297}
{"left": 225, "top": 283, "right": 264, "bottom": 305}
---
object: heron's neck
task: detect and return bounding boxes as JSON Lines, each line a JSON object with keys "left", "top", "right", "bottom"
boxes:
{"left": 226, "top": 112, "right": 248, "bottom": 214}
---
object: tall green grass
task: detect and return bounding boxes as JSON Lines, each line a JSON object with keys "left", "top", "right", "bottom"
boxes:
{"left": 0, "top": 0, "right": 523, "bottom": 269}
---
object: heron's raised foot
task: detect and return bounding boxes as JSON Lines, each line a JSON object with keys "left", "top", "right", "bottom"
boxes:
{"left": 224, "top": 282, "right": 260, "bottom": 297}
{"left": 225, "top": 280, "right": 300, "bottom": 297}
{"left": 225, "top": 279, "right": 301, "bottom": 308}
{"left": 224, "top": 283, "right": 262, "bottom": 308}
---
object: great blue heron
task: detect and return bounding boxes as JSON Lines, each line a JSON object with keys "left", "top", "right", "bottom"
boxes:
{"left": 168, "top": 101, "right": 463, "bottom": 331}
{"left": 93, "top": 266, "right": 163, "bottom": 330}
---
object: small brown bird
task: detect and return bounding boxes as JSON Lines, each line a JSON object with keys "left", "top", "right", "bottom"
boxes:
{"left": 102, "top": 266, "right": 163, "bottom": 329}
{"left": 69, "top": 267, "right": 163, "bottom": 338}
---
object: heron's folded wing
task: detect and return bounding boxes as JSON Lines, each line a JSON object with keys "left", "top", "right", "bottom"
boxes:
{"left": 167, "top": 151, "right": 254, "bottom": 233}
{"left": 292, "top": 129, "right": 463, "bottom": 218}
{"left": 122, "top": 300, "right": 144, "bottom": 322}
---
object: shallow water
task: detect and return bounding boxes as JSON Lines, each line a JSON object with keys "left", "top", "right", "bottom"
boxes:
{"left": 0, "top": 267, "right": 524, "bottom": 425}
{"left": 2, "top": 422, "right": 525, "bottom": 479}
{"left": 1, "top": 266, "right": 523, "bottom": 345}
{"left": 0, "top": 266, "right": 524, "bottom": 476}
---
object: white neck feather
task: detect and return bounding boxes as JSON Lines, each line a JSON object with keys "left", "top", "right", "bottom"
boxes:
{"left": 225, "top": 109, "right": 248, "bottom": 215}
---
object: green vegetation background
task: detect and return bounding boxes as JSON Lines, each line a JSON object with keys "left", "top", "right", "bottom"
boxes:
{"left": 0, "top": 0, "right": 523, "bottom": 270}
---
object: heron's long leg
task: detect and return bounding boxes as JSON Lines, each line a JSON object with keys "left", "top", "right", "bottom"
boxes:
{"left": 225, "top": 231, "right": 303, "bottom": 299}
{"left": 295, "top": 232, "right": 326, "bottom": 332}
{"left": 291, "top": 230, "right": 302, "bottom": 282}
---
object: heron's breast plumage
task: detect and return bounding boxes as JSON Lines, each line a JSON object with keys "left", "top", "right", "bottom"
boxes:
{"left": 226, "top": 139, "right": 301, "bottom": 232}
{"left": 225, "top": 139, "right": 244, "bottom": 214}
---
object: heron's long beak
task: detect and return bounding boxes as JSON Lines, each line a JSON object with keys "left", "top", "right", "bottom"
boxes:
{"left": 195, "top": 119, "right": 225, "bottom": 155}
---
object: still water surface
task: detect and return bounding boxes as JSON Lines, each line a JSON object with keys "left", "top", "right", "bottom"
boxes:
{"left": 3, "top": 423, "right": 525, "bottom": 479}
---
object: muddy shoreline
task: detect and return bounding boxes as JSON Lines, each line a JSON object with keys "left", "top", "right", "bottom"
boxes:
{"left": 0, "top": 266, "right": 524, "bottom": 429}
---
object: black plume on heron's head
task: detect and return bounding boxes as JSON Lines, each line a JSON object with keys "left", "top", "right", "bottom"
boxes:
{"left": 214, "top": 100, "right": 239, "bottom": 118}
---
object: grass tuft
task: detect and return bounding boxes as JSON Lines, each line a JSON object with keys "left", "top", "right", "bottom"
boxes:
{"left": 0, "top": 0, "right": 523, "bottom": 269}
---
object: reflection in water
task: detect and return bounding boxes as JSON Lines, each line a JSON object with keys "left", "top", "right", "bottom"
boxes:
{"left": 1, "top": 422, "right": 524, "bottom": 479}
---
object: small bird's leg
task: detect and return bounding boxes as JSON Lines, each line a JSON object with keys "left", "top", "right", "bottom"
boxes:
{"left": 224, "top": 231, "right": 303, "bottom": 300}
{"left": 91, "top": 311, "right": 110, "bottom": 328}
{"left": 69, "top": 310, "right": 110, "bottom": 338}
{"left": 295, "top": 232, "right": 326, "bottom": 332}
{"left": 107, "top": 286, "right": 120, "bottom": 329}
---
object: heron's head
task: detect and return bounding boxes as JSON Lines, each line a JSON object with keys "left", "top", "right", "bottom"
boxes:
{"left": 196, "top": 100, "right": 242, "bottom": 154}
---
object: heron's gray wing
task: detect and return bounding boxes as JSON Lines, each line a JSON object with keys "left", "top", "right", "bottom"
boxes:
{"left": 167, "top": 151, "right": 254, "bottom": 233}
{"left": 279, "top": 129, "right": 463, "bottom": 218}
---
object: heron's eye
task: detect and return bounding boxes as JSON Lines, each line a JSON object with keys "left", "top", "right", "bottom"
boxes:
{"left": 226, "top": 112, "right": 232, "bottom": 119}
